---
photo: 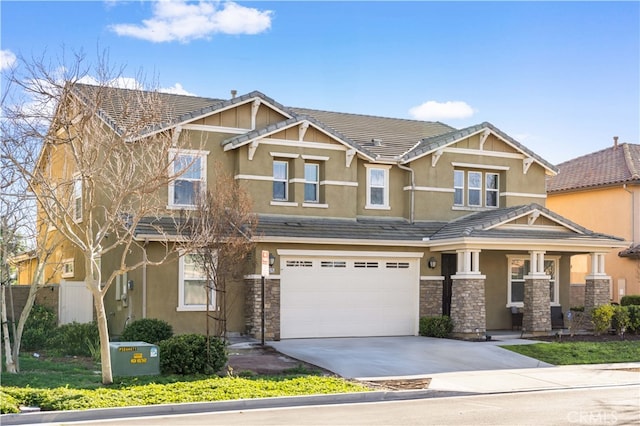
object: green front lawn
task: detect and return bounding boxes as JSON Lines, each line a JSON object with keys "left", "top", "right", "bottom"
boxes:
{"left": 502, "top": 340, "right": 640, "bottom": 365}
{"left": 1, "top": 355, "right": 369, "bottom": 414}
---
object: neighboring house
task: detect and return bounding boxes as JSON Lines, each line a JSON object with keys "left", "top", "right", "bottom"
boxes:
{"left": 546, "top": 139, "right": 640, "bottom": 304}
{"left": 31, "top": 84, "right": 627, "bottom": 340}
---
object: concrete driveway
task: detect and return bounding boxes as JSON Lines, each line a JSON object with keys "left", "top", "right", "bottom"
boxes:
{"left": 271, "top": 336, "right": 552, "bottom": 379}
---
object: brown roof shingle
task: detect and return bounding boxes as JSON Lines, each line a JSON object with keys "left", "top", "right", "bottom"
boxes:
{"left": 547, "top": 143, "right": 640, "bottom": 193}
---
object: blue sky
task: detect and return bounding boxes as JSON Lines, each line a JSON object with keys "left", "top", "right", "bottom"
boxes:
{"left": 1, "top": 1, "right": 638, "bottom": 164}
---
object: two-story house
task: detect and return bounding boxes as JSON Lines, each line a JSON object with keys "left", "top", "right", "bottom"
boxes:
{"left": 36, "top": 84, "right": 627, "bottom": 339}
{"left": 546, "top": 140, "right": 640, "bottom": 304}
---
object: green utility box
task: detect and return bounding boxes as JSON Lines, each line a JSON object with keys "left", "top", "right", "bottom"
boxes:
{"left": 109, "top": 341, "right": 160, "bottom": 376}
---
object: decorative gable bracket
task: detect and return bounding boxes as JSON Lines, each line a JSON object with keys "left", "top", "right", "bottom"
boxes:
{"left": 251, "top": 99, "right": 261, "bottom": 130}
{"left": 479, "top": 128, "right": 491, "bottom": 150}
{"left": 299, "top": 121, "right": 309, "bottom": 142}
{"left": 346, "top": 149, "right": 356, "bottom": 167}
{"left": 432, "top": 149, "right": 444, "bottom": 167}
{"left": 248, "top": 140, "right": 259, "bottom": 161}
{"left": 523, "top": 157, "right": 534, "bottom": 174}
{"left": 528, "top": 210, "right": 540, "bottom": 226}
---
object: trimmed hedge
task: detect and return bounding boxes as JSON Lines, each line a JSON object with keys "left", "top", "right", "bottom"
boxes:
{"left": 620, "top": 295, "right": 640, "bottom": 306}
{"left": 159, "top": 334, "right": 227, "bottom": 375}
{"left": 120, "top": 318, "right": 173, "bottom": 344}
{"left": 419, "top": 316, "right": 454, "bottom": 338}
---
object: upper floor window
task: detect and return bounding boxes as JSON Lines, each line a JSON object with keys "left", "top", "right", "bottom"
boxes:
{"left": 61, "top": 258, "right": 75, "bottom": 278}
{"left": 73, "top": 175, "right": 82, "bottom": 222}
{"left": 304, "top": 163, "right": 319, "bottom": 203}
{"left": 273, "top": 161, "right": 289, "bottom": 201}
{"left": 507, "top": 255, "right": 559, "bottom": 306}
{"left": 169, "top": 149, "right": 208, "bottom": 208}
{"left": 453, "top": 170, "right": 499, "bottom": 209}
{"left": 178, "top": 252, "right": 215, "bottom": 311}
{"left": 366, "top": 165, "right": 390, "bottom": 209}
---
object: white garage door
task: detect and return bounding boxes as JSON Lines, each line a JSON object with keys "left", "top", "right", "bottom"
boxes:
{"left": 280, "top": 251, "right": 421, "bottom": 338}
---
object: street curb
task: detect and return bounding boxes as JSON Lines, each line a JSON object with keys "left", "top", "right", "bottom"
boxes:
{"left": 1, "top": 389, "right": 470, "bottom": 425}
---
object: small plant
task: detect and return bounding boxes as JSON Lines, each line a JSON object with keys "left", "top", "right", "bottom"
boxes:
{"left": 120, "top": 318, "right": 173, "bottom": 344}
{"left": 612, "top": 306, "right": 630, "bottom": 337}
{"left": 86, "top": 336, "right": 101, "bottom": 362}
{"left": 419, "top": 316, "right": 454, "bottom": 338}
{"left": 591, "top": 304, "right": 615, "bottom": 335}
{"left": 158, "top": 334, "right": 227, "bottom": 375}
{"left": 566, "top": 309, "right": 588, "bottom": 336}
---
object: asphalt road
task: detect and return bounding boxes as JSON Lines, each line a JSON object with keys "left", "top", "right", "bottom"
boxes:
{"left": 37, "top": 385, "right": 640, "bottom": 426}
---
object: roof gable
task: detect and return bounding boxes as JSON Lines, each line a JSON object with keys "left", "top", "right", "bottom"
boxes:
{"left": 402, "top": 122, "right": 558, "bottom": 175}
{"left": 547, "top": 143, "right": 640, "bottom": 193}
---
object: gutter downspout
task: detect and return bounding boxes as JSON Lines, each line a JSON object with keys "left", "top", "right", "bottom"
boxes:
{"left": 142, "top": 240, "right": 148, "bottom": 318}
{"left": 623, "top": 184, "right": 636, "bottom": 246}
{"left": 397, "top": 163, "right": 415, "bottom": 224}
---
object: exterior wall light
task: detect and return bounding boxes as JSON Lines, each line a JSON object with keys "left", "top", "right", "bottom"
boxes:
{"left": 428, "top": 257, "right": 437, "bottom": 269}
{"left": 269, "top": 253, "right": 276, "bottom": 267}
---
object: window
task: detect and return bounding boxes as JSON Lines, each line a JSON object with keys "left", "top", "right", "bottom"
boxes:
{"left": 178, "top": 253, "right": 214, "bottom": 311}
{"left": 366, "top": 165, "right": 390, "bottom": 208}
{"left": 304, "top": 163, "right": 319, "bottom": 202}
{"left": 453, "top": 170, "right": 500, "bottom": 208}
{"left": 468, "top": 171, "right": 482, "bottom": 207}
{"left": 273, "top": 161, "right": 288, "bottom": 201}
{"left": 169, "top": 150, "right": 207, "bottom": 208}
{"left": 507, "top": 256, "right": 559, "bottom": 306}
{"left": 454, "top": 170, "right": 464, "bottom": 206}
{"left": 62, "top": 258, "right": 74, "bottom": 278}
{"left": 73, "top": 175, "right": 82, "bottom": 222}
{"left": 486, "top": 173, "right": 499, "bottom": 207}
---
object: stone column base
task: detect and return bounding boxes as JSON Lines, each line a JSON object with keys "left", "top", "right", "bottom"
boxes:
{"left": 584, "top": 276, "right": 611, "bottom": 313}
{"left": 450, "top": 276, "right": 486, "bottom": 337}
{"left": 420, "top": 278, "right": 443, "bottom": 317}
{"left": 244, "top": 277, "right": 281, "bottom": 341}
{"left": 523, "top": 276, "right": 551, "bottom": 333}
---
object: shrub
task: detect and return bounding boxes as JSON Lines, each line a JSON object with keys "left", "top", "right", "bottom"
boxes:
{"left": 21, "top": 304, "right": 57, "bottom": 351}
{"left": 120, "top": 318, "right": 173, "bottom": 344}
{"left": 612, "top": 305, "right": 631, "bottom": 335}
{"left": 591, "top": 304, "right": 615, "bottom": 335}
{"left": 48, "top": 322, "right": 100, "bottom": 357}
{"left": 620, "top": 295, "right": 640, "bottom": 306}
{"left": 625, "top": 305, "right": 640, "bottom": 333}
{"left": 158, "top": 334, "right": 227, "bottom": 375}
{"left": 419, "top": 316, "right": 454, "bottom": 338}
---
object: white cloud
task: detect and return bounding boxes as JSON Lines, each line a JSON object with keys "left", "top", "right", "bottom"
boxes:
{"left": 77, "top": 76, "right": 195, "bottom": 95}
{"left": 110, "top": 0, "right": 272, "bottom": 43}
{"left": 160, "top": 83, "right": 196, "bottom": 96}
{"left": 409, "top": 100, "right": 475, "bottom": 121}
{"left": 1, "top": 49, "right": 17, "bottom": 71}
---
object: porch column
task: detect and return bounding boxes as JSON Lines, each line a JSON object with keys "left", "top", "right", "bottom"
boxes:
{"left": 585, "top": 252, "right": 611, "bottom": 312}
{"left": 450, "top": 249, "right": 486, "bottom": 338}
{"left": 522, "top": 251, "right": 551, "bottom": 335}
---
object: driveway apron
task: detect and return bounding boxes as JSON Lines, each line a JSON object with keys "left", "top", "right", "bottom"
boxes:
{"left": 271, "top": 336, "right": 552, "bottom": 379}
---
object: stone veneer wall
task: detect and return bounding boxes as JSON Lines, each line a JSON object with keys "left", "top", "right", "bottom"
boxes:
{"left": 450, "top": 278, "right": 485, "bottom": 336}
{"left": 523, "top": 277, "right": 551, "bottom": 334}
{"left": 244, "top": 277, "right": 280, "bottom": 341}
{"left": 584, "top": 277, "right": 610, "bottom": 312}
{"left": 419, "top": 280, "right": 443, "bottom": 317}
{"left": 569, "top": 284, "right": 586, "bottom": 309}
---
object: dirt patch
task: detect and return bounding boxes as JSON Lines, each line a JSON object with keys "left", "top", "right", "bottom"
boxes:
{"left": 227, "top": 344, "right": 331, "bottom": 376}
{"left": 361, "top": 378, "right": 431, "bottom": 391}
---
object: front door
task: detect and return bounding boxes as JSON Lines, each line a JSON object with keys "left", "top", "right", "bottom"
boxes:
{"left": 442, "top": 254, "right": 456, "bottom": 316}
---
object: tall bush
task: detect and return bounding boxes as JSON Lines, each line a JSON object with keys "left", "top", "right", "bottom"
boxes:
{"left": 159, "top": 334, "right": 227, "bottom": 375}
{"left": 591, "top": 304, "right": 615, "bottom": 335}
{"left": 21, "top": 304, "right": 57, "bottom": 351}
{"left": 419, "top": 316, "right": 454, "bottom": 338}
{"left": 120, "top": 318, "right": 173, "bottom": 344}
{"left": 48, "top": 322, "right": 100, "bottom": 357}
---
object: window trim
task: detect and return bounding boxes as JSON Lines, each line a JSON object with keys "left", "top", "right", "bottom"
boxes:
{"left": 453, "top": 170, "right": 464, "bottom": 206}
{"left": 485, "top": 172, "right": 499, "bottom": 208}
{"left": 453, "top": 169, "right": 501, "bottom": 209}
{"left": 304, "top": 162, "right": 320, "bottom": 203}
{"left": 365, "top": 164, "right": 391, "bottom": 209}
{"left": 467, "top": 171, "right": 482, "bottom": 207}
{"left": 177, "top": 252, "right": 216, "bottom": 312}
{"left": 61, "top": 258, "right": 74, "bottom": 278}
{"left": 168, "top": 149, "right": 209, "bottom": 210}
{"left": 272, "top": 160, "right": 289, "bottom": 201}
{"left": 506, "top": 255, "right": 560, "bottom": 308}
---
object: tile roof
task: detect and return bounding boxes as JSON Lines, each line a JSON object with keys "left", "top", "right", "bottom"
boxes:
{"left": 547, "top": 143, "right": 640, "bottom": 193}
{"left": 619, "top": 243, "right": 640, "bottom": 258}
{"left": 290, "top": 107, "right": 454, "bottom": 158}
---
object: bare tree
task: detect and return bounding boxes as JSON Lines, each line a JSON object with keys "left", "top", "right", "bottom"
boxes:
{"left": 183, "top": 166, "right": 257, "bottom": 344}
{"left": 2, "top": 50, "right": 191, "bottom": 384}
